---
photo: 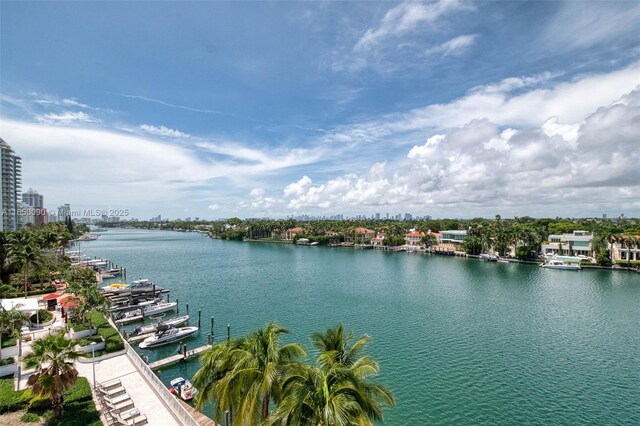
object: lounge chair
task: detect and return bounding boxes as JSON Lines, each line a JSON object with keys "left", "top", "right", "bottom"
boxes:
{"left": 112, "top": 412, "right": 148, "bottom": 426}
{"left": 98, "top": 379, "right": 122, "bottom": 390}
{"left": 100, "top": 392, "right": 131, "bottom": 405}
{"left": 97, "top": 384, "right": 126, "bottom": 398}
{"left": 102, "top": 397, "right": 134, "bottom": 414}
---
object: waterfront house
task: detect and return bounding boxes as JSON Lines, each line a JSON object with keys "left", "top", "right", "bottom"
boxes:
{"left": 371, "top": 232, "right": 386, "bottom": 246}
{"left": 405, "top": 231, "right": 426, "bottom": 246}
{"left": 353, "top": 227, "right": 375, "bottom": 243}
{"left": 610, "top": 236, "right": 640, "bottom": 263}
{"left": 541, "top": 230, "right": 593, "bottom": 257}
{"left": 285, "top": 227, "right": 304, "bottom": 240}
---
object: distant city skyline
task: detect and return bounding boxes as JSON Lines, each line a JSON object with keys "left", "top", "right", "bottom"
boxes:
{"left": 1, "top": 2, "right": 639, "bottom": 219}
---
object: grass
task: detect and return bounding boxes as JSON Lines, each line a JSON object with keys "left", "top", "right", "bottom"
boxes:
{"left": 0, "top": 357, "right": 15, "bottom": 367}
{"left": 0, "top": 379, "right": 31, "bottom": 414}
{"left": 90, "top": 311, "right": 124, "bottom": 354}
{"left": 1, "top": 333, "right": 18, "bottom": 349}
{"left": 33, "top": 378, "right": 101, "bottom": 426}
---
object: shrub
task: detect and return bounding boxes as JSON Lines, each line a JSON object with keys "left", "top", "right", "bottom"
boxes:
{"left": 20, "top": 411, "right": 41, "bottom": 422}
{"left": 27, "top": 396, "right": 51, "bottom": 414}
{"left": 77, "top": 336, "right": 104, "bottom": 347}
{"left": 1, "top": 333, "right": 18, "bottom": 349}
{"left": 90, "top": 311, "right": 124, "bottom": 353}
{"left": 29, "top": 309, "right": 53, "bottom": 324}
{"left": 0, "top": 357, "right": 15, "bottom": 367}
{"left": 0, "top": 378, "right": 30, "bottom": 413}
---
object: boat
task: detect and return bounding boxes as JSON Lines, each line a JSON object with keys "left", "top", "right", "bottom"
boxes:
{"left": 139, "top": 325, "right": 199, "bottom": 349}
{"left": 129, "top": 315, "right": 190, "bottom": 337}
{"left": 480, "top": 253, "right": 498, "bottom": 262}
{"left": 114, "top": 309, "right": 143, "bottom": 324}
{"left": 540, "top": 259, "right": 581, "bottom": 270}
{"left": 148, "top": 312, "right": 165, "bottom": 320}
{"left": 142, "top": 302, "right": 177, "bottom": 317}
{"left": 102, "top": 282, "right": 129, "bottom": 292}
{"left": 169, "top": 377, "right": 198, "bottom": 401}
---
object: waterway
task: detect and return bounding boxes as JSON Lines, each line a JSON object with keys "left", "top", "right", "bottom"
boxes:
{"left": 80, "top": 229, "right": 640, "bottom": 425}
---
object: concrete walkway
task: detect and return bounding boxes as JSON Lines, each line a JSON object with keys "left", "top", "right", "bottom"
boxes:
{"left": 75, "top": 354, "right": 180, "bottom": 426}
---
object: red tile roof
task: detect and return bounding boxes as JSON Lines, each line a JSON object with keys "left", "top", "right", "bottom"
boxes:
{"left": 405, "top": 232, "right": 426, "bottom": 238}
{"left": 355, "top": 227, "right": 374, "bottom": 234}
{"left": 42, "top": 293, "right": 61, "bottom": 301}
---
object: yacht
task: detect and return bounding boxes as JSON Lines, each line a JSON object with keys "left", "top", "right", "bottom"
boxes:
{"left": 170, "top": 377, "right": 199, "bottom": 401}
{"left": 139, "top": 325, "right": 199, "bottom": 349}
{"left": 130, "top": 315, "right": 190, "bottom": 337}
{"left": 540, "top": 259, "right": 581, "bottom": 270}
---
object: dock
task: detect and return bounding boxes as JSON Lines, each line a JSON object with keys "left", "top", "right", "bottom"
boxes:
{"left": 177, "top": 399, "right": 216, "bottom": 426}
{"left": 148, "top": 344, "right": 212, "bottom": 369}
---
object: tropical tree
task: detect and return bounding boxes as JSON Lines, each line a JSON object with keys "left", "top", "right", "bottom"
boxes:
{"left": 194, "top": 322, "right": 307, "bottom": 425}
{"left": 7, "top": 233, "right": 43, "bottom": 297}
{"left": 0, "top": 306, "right": 28, "bottom": 360}
{"left": 268, "top": 324, "right": 394, "bottom": 425}
{"left": 72, "top": 284, "right": 110, "bottom": 328}
{"left": 24, "top": 332, "right": 83, "bottom": 417}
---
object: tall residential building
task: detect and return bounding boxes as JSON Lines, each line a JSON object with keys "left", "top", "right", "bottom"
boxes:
{"left": 0, "top": 138, "right": 22, "bottom": 231}
{"left": 22, "top": 188, "right": 43, "bottom": 208}
{"left": 22, "top": 188, "right": 47, "bottom": 226}
{"left": 58, "top": 204, "right": 71, "bottom": 221}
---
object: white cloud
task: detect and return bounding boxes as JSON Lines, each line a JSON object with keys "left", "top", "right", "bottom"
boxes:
{"left": 355, "top": 0, "right": 473, "bottom": 52}
{"left": 139, "top": 124, "right": 190, "bottom": 138}
{"left": 543, "top": 2, "right": 640, "bottom": 50}
{"left": 30, "top": 93, "right": 90, "bottom": 109}
{"left": 208, "top": 204, "right": 221, "bottom": 211}
{"left": 35, "top": 111, "right": 98, "bottom": 124}
{"left": 239, "top": 187, "right": 277, "bottom": 210}
{"left": 283, "top": 87, "right": 640, "bottom": 217}
{"left": 320, "top": 63, "right": 640, "bottom": 146}
{"left": 425, "top": 34, "right": 477, "bottom": 56}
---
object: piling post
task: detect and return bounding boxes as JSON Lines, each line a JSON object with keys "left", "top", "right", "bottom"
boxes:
{"left": 211, "top": 317, "right": 214, "bottom": 343}
{"left": 183, "top": 344, "right": 187, "bottom": 358}
{"left": 198, "top": 310, "right": 201, "bottom": 328}
{"left": 166, "top": 293, "right": 169, "bottom": 303}
{"left": 227, "top": 324, "right": 230, "bottom": 342}
{"left": 186, "top": 304, "right": 189, "bottom": 316}
{"left": 176, "top": 299, "right": 179, "bottom": 314}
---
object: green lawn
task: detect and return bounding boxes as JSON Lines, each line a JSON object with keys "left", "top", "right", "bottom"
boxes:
{"left": 0, "top": 377, "right": 101, "bottom": 425}
{"left": 72, "top": 311, "right": 124, "bottom": 357}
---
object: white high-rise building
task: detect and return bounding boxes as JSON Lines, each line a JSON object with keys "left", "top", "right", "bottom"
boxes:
{"left": 1, "top": 138, "right": 22, "bottom": 231}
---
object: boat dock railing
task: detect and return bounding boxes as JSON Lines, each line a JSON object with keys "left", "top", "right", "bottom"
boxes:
{"left": 123, "top": 339, "right": 200, "bottom": 426}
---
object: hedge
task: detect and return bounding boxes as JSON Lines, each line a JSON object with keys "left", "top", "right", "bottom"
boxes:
{"left": 90, "top": 311, "right": 124, "bottom": 353}
{"left": 0, "top": 357, "right": 15, "bottom": 367}
{"left": 0, "top": 378, "right": 31, "bottom": 414}
{"left": 29, "top": 309, "right": 54, "bottom": 324}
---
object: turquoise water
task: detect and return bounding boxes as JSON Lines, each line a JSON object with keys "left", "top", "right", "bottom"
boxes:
{"left": 80, "top": 229, "right": 640, "bottom": 425}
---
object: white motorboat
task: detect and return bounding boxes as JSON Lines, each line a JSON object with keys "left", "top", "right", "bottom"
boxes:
{"left": 540, "top": 259, "right": 581, "bottom": 270}
{"left": 142, "top": 302, "right": 177, "bottom": 317}
{"left": 130, "top": 315, "right": 190, "bottom": 337}
{"left": 139, "top": 325, "right": 199, "bottom": 349}
{"left": 170, "top": 377, "right": 198, "bottom": 401}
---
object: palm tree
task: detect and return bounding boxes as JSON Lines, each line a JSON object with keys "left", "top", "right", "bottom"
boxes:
{"left": 0, "top": 306, "right": 28, "bottom": 360}
{"left": 7, "top": 234, "right": 43, "bottom": 297}
{"left": 24, "top": 332, "right": 83, "bottom": 417}
{"left": 268, "top": 324, "right": 394, "bottom": 425}
{"left": 73, "top": 285, "right": 110, "bottom": 328}
{"left": 194, "top": 322, "right": 307, "bottom": 425}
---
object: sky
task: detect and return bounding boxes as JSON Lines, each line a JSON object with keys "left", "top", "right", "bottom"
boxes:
{"left": 1, "top": 1, "right": 639, "bottom": 220}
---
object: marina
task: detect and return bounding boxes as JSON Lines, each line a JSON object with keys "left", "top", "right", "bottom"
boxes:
{"left": 78, "top": 228, "right": 640, "bottom": 425}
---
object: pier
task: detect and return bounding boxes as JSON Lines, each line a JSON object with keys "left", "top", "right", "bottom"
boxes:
{"left": 148, "top": 344, "right": 212, "bottom": 369}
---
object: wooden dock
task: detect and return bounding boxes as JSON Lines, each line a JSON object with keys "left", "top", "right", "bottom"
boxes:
{"left": 148, "top": 344, "right": 212, "bottom": 369}
{"left": 178, "top": 399, "right": 216, "bottom": 426}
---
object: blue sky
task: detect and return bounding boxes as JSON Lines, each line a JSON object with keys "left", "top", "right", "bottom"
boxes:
{"left": 1, "top": 1, "right": 639, "bottom": 219}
